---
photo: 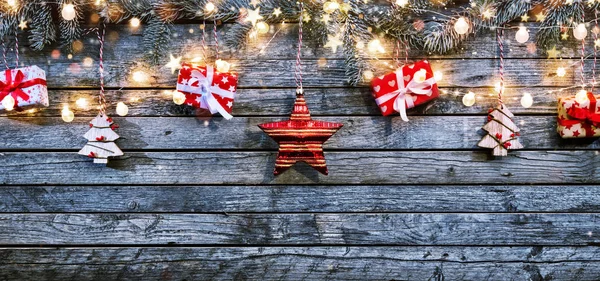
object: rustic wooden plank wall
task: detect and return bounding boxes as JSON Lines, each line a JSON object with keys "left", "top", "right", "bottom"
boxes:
{"left": 0, "top": 19, "right": 600, "bottom": 280}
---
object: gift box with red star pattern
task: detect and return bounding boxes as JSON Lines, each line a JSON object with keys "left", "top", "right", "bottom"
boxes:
{"left": 176, "top": 63, "right": 238, "bottom": 118}
{"left": 557, "top": 92, "right": 600, "bottom": 138}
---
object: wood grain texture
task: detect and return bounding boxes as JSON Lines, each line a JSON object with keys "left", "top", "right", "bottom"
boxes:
{"left": 0, "top": 151, "right": 597, "bottom": 185}
{"left": 2, "top": 116, "right": 597, "bottom": 150}
{"left": 1, "top": 185, "right": 600, "bottom": 213}
{"left": 0, "top": 213, "right": 598, "bottom": 245}
{"left": 0, "top": 87, "right": 573, "bottom": 117}
{"left": 1, "top": 246, "right": 599, "bottom": 280}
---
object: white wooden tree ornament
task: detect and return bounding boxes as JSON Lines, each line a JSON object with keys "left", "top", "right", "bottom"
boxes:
{"left": 78, "top": 113, "right": 123, "bottom": 164}
{"left": 478, "top": 105, "right": 524, "bottom": 156}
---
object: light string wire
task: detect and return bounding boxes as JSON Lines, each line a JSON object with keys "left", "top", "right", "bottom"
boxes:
{"left": 294, "top": 1, "right": 303, "bottom": 92}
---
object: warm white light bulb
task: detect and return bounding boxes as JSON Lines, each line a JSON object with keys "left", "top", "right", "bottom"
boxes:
{"left": 413, "top": 69, "right": 427, "bottom": 83}
{"left": 363, "top": 70, "right": 374, "bottom": 81}
{"left": 6, "top": 0, "right": 16, "bottom": 7}
{"left": 576, "top": 90, "right": 590, "bottom": 104}
{"left": 368, "top": 39, "right": 385, "bottom": 53}
{"left": 462, "top": 92, "right": 476, "bottom": 107}
{"left": 61, "top": 4, "right": 76, "bottom": 21}
{"left": 172, "top": 91, "right": 186, "bottom": 105}
{"left": 116, "top": 102, "right": 129, "bottom": 116}
{"left": 205, "top": 2, "right": 216, "bottom": 12}
{"left": 215, "top": 59, "right": 231, "bottom": 73}
{"left": 75, "top": 97, "right": 88, "bottom": 109}
{"left": 323, "top": 1, "right": 340, "bottom": 14}
{"left": 556, "top": 67, "right": 566, "bottom": 77}
{"left": 395, "top": 0, "right": 409, "bottom": 7}
{"left": 61, "top": 106, "right": 74, "bottom": 122}
{"left": 130, "top": 17, "right": 141, "bottom": 28}
{"left": 454, "top": 17, "right": 469, "bottom": 35}
{"left": 574, "top": 23, "right": 588, "bottom": 40}
{"left": 521, "top": 92, "right": 533, "bottom": 108}
{"left": 433, "top": 71, "right": 443, "bottom": 82}
{"left": 2, "top": 95, "right": 15, "bottom": 111}
{"left": 515, "top": 26, "right": 530, "bottom": 43}
{"left": 256, "top": 21, "right": 269, "bottom": 34}
{"left": 132, "top": 70, "right": 148, "bottom": 83}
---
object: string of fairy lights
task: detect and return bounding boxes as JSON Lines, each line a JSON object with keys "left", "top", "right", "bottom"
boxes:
{"left": 2, "top": 0, "right": 600, "bottom": 122}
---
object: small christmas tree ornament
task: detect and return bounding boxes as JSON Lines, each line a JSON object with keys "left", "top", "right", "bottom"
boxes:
{"left": 78, "top": 23, "right": 123, "bottom": 164}
{"left": 258, "top": 2, "right": 342, "bottom": 176}
{"left": 478, "top": 28, "right": 523, "bottom": 156}
{"left": 78, "top": 114, "right": 123, "bottom": 164}
{"left": 0, "top": 30, "right": 48, "bottom": 112}
{"left": 175, "top": 16, "right": 238, "bottom": 120}
{"left": 478, "top": 105, "right": 524, "bottom": 156}
{"left": 370, "top": 41, "right": 439, "bottom": 121}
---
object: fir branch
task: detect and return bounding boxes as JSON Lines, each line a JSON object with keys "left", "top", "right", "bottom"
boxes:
{"left": 58, "top": 0, "right": 84, "bottom": 52}
{"left": 143, "top": 16, "right": 171, "bottom": 64}
{"left": 536, "top": 1, "right": 585, "bottom": 49}
{"left": 223, "top": 23, "right": 252, "bottom": 50}
{"left": 343, "top": 0, "right": 370, "bottom": 86}
{"left": 26, "top": 1, "right": 56, "bottom": 51}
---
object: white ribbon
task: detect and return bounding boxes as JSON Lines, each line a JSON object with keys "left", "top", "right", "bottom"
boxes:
{"left": 176, "top": 65, "right": 236, "bottom": 120}
{"left": 374, "top": 67, "right": 436, "bottom": 122}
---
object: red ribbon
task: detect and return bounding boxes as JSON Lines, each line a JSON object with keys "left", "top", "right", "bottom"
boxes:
{"left": 0, "top": 69, "right": 47, "bottom": 107}
{"left": 558, "top": 92, "right": 600, "bottom": 137}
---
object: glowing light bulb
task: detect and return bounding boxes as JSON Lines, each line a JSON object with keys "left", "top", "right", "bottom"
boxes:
{"left": 367, "top": 39, "right": 385, "bottom": 53}
{"left": 173, "top": 91, "right": 186, "bottom": 105}
{"left": 413, "top": 69, "right": 427, "bottom": 83}
{"left": 462, "top": 92, "right": 476, "bottom": 107}
{"left": 132, "top": 70, "right": 148, "bottom": 83}
{"left": 454, "top": 17, "right": 469, "bottom": 35}
{"left": 2, "top": 95, "right": 15, "bottom": 111}
{"left": 75, "top": 97, "right": 88, "bottom": 109}
{"left": 130, "top": 17, "right": 140, "bottom": 28}
{"left": 576, "top": 90, "right": 590, "bottom": 104}
{"left": 323, "top": 1, "right": 340, "bottom": 14}
{"left": 61, "top": 4, "right": 76, "bottom": 21}
{"left": 256, "top": 21, "right": 269, "bottom": 34}
{"left": 433, "top": 71, "right": 443, "bottom": 82}
{"left": 215, "top": 59, "right": 231, "bottom": 73}
{"left": 495, "top": 82, "right": 504, "bottom": 93}
{"left": 116, "top": 102, "right": 129, "bottom": 116}
{"left": 556, "top": 67, "right": 566, "bottom": 77}
{"left": 515, "top": 26, "right": 530, "bottom": 43}
{"left": 395, "top": 0, "right": 408, "bottom": 7}
{"left": 574, "top": 23, "right": 588, "bottom": 40}
{"left": 205, "top": 2, "right": 216, "bottom": 12}
{"left": 61, "top": 106, "right": 75, "bottom": 122}
{"left": 521, "top": 92, "right": 533, "bottom": 108}
{"left": 6, "top": 0, "right": 16, "bottom": 7}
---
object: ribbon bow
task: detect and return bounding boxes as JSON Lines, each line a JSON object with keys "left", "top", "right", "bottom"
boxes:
{"left": 375, "top": 67, "right": 436, "bottom": 121}
{"left": 0, "top": 69, "right": 45, "bottom": 108}
{"left": 176, "top": 65, "right": 236, "bottom": 120}
{"left": 559, "top": 92, "right": 600, "bottom": 137}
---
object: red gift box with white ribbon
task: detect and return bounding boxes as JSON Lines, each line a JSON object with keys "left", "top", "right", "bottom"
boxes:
{"left": 176, "top": 63, "right": 238, "bottom": 119}
{"left": 370, "top": 60, "right": 439, "bottom": 121}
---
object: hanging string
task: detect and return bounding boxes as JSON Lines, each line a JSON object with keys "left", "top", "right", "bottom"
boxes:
{"left": 213, "top": 19, "right": 219, "bottom": 60}
{"left": 13, "top": 25, "right": 18, "bottom": 67}
{"left": 580, "top": 15, "right": 587, "bottom": 89}
{"left": 497, "top": 27, "right": 504, "bottom": 105}
{"left": 1, "top": 39, "right": 8, "bottom": 70}
{"left": 294, "top": 2, "right": 304, "bottom": 92}
{"left": 97, "top": 22, "right": 106, "bottom": 114}
{"left": 201, "top": 20, "right": 207, "bottom": 62}
{"left": 593, "top": 10, "right": 598, "bottom": 92}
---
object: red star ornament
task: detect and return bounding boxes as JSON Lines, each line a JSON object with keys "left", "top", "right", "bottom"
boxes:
{"left": 258, "top": 93, "right": 343, "bottom": 176}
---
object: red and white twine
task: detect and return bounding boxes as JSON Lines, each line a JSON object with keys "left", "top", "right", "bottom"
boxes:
{"left": 295, "top": 2, "right": 304, "bottom": 91}
{"left": 593, "top": 11, "right": 598, "bottom": 92}
{"left": 497, "top": 27, "right": 504, "bottom": 105}
{"left": 213, "top": 19, "right": 219, "bottom": 60}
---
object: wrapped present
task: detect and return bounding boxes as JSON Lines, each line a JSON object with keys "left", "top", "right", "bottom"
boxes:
{"left": 371, "top": 60, "right": 439, "bottom": 121}
{"left": 0, "top": 65, "right": 48, "bottom": 112}
{"left": 557, "top": 92, "right": 600, "bottom": 138}
{"left": 176, "top": 63, "right": 238, "bottom": 120}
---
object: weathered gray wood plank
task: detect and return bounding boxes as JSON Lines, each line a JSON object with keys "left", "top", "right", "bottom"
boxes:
{"left": 0, "top": 213, "right": 598, "bottom": 245}
{"left": 0, "top": 87, "right": 571, "bottom": 117}
{"left": 1, "top": 246, "right": 599, "bottom": 280}
{"left": 2, "top": 185, "right": 600, "bottom": 213}
{"left": 0, "top": 151, "right": 597, "bottom": 185}
{"left": 0, "top": 116, "right": 596, "bottom": 150}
